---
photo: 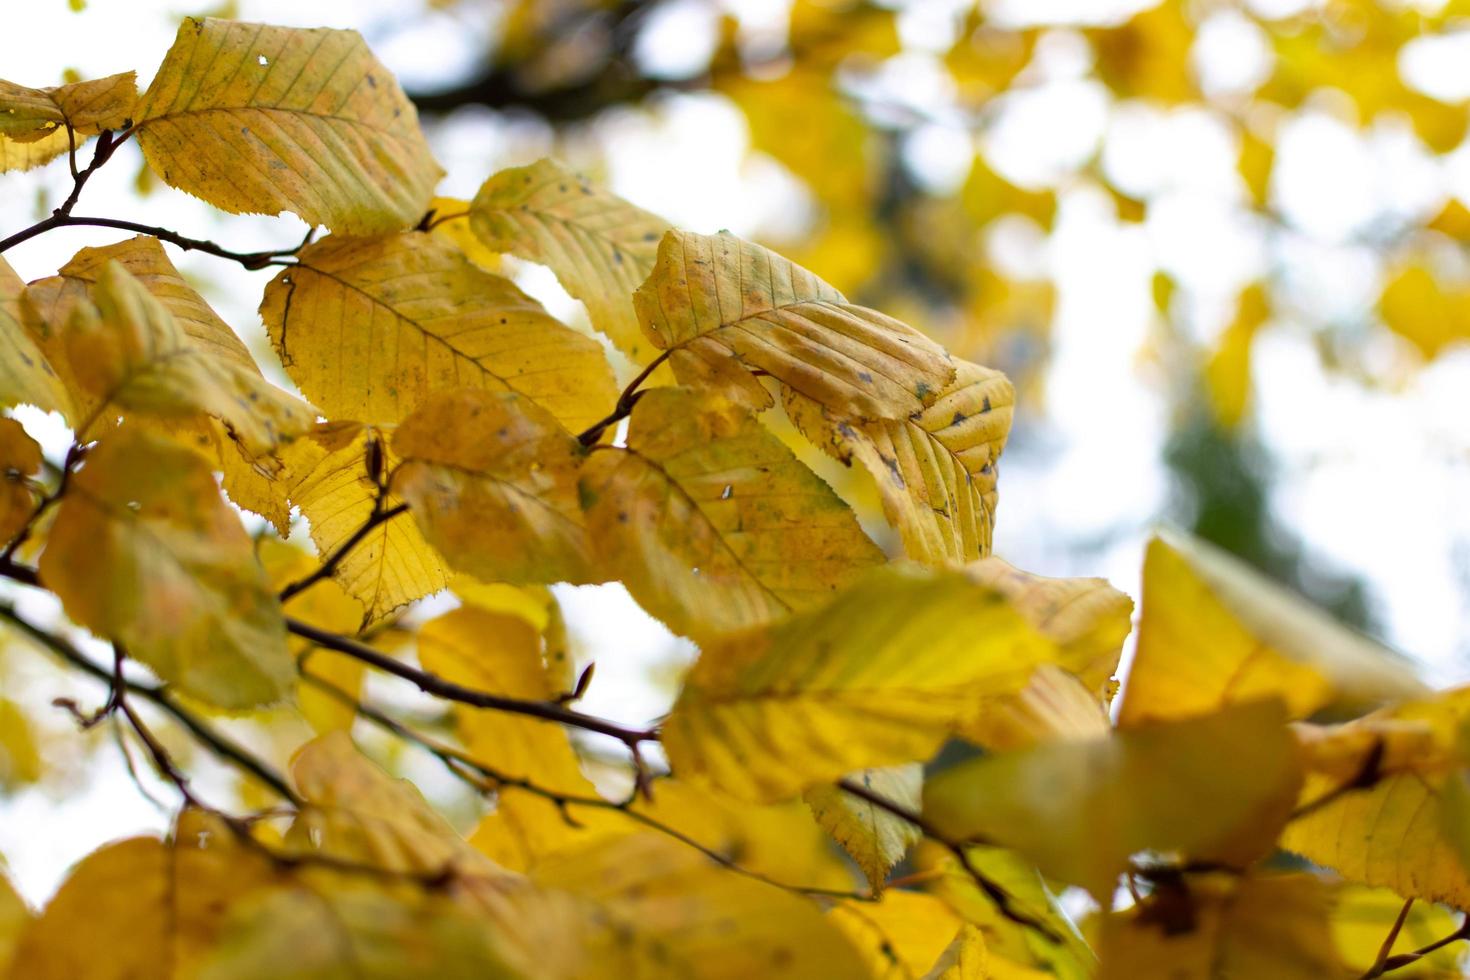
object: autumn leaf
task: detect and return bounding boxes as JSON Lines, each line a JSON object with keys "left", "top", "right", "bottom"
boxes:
{"left": 0, "top": 870, "right": 25, "bottom": 975}
{"left": 63, "top": 262, "right": 315, "bottom": 455}
{"left": 635, "top": 230, "right": 954, "bottom": 418}
{"left": 133, "top": 19, "right": 442, "bottom": 234}
{"left": 260, "top": 231, "right": 616, "bottom": 432}
{"left": 0, "top": 257, "right": 69, "bottom": 415}
{"left": 0, "top": 419, "right": 41, "bottom": 546}
{"left": 662, "top": 563, "right": 1056, "bottom": 802}
{"left": 470, "top": 158, "right": 670, "bottom": 363}
{"left": 1120, "top": 531, "right": 1425, "bottom": 727}
{"left": 806, "top": 765, "right": 923, "bottom": 894}
{"left": 579, "top": 387, "right": 883, "bottom": 640}
{"left": 392, "top": 389, "right": 598, "bottom": 587}
{"left": 40, "top": 428, "right": 292, "bottom": 708}
{"left": 784, "top": 359, "right": 1014, "bottom": 564}
{"left": 924, "top": 699, "right": 1301, "bottom": 901}
{"left": 827, "top": 889, "right": 967, "bottom": 979}
{"left": 281, "top": 421, "right": 450, "bottom": 626}
{"left": 6, "top": 810, "right": 285, "bottom": 980}
{"left": 0, "top": 72, "right": 135, "bottom": 142}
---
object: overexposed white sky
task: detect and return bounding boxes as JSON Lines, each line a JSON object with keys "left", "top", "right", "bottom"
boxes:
{"left": 4, "top": 0, "right": 1470, "bottom": 907}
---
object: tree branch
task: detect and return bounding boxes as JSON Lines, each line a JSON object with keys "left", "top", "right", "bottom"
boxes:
{"left": 0, "top": 602, "right": 301, "bottom": 806}
{"left": 284, "top": 616, "right": 659, "bottom": 749}
{"left": 577, "top": 349, "right": 670, "bottom": 446}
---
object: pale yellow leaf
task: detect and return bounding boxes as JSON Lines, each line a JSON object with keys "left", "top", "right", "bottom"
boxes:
{"left": 0, "top": 257, "right": 69, "bottom": 415}
{"left": 964, "top": 664, "right": 1112, "bottom": 752}
{"left": 6, "top": 810, "right": 285, "bottom": 980}
{"left": 0, "top": 126, "right": 71, "bottom": 173}
{"left": 286, "top": 731, "right": 504, "bottom": 878}
{"left": 531, "top": 833, "right": 870, "bottom": 978}
{"left": 0, "top": 72, "right": 135, "bottom": 141}
{"left": 0, "top": 700, "right": 40, "bottom": 788}
{"left": 580, "top": 387, "right": 883, "bottom": 640}
{"left": 260, "top": 231, "right": 616, "bottom": 432}
{"left": 829, "top": 889, "right": 966, "bottom": 980}
{"left": 391, "top": 389, "right": 598, "bottom": 586}
{"left": 39, "top": 427, "right": 293, "bottom": 709}
{"left": 662, "top": 563, "right": 1056, "bottom": 802}
{"left": 134, "top": 18, "right": 442, "bottom": 234}
{"left": 924, "top": 699, "right": 1301, "bottom": 901}
{"left": 807, "top": 765, "right": 923, "bottom": 894}
{"left": 962, "top": 557, "right": 1133, "bottom": 692}
{"left": 282, "top": 421, "right": 450, "bottom": 626}
{"left": 1119, "top": 531, "right": 1425, "bottom": 727}
{"left": 0, "top": 419, "right": 40, "bottom": 546}
{"left": 785, "top": 359, "right": 1013, "bottom": 563}
{"left": 470, "top": 158, "right": 669, "bottom": 363}
{"left": 1282, "top": 688, "right": 1470, "bottom": 909}
{"left": 635, "top": 230, "right": 954, "bottom": 418}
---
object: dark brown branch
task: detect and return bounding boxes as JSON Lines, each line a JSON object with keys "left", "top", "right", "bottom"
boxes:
{"left": 284, "top": 616, "right": 659, "bottom": 748}
{"left": 1, "top": 214, "right": 304, "bottom": 268}
{"left": 0, "top": 602, "right": 301, "bottom": 806}
{"left": 835, "top": 777, "right": 1061, "bottom": 942}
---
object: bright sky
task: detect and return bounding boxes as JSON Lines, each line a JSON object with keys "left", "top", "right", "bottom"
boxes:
{"left": 3, "top": 0, "right": 1470, "bottom": 906}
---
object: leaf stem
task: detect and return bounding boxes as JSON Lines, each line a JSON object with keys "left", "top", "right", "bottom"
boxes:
{"left": 577, "top": 349, "right": 672, "bottom": 447}
{"left": 278, "top": 502, "right": 409, "bottom": 603}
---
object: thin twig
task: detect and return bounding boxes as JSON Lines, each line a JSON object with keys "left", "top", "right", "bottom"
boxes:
{"left": 577, "top": 349, "right": 671, "bottom": 447}
{"left": 1365, "top": 911, "right": 1470, "bottom": 978}
{"left": 1, "top": 214, "right": 303, "bottom": 268}
{"left": 1363, "top": 898, "right": 1416, "bottom": 979}
{"left": 835, "top": 777, "right": 1060, "bottom": 942}
{"left": 3, "top": 441, "right": 86, "bottom": 562}
{"left": 0, "top": 603, "right": 301, "bottom": 805}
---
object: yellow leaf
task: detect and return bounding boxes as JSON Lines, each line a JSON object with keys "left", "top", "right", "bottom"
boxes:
{"left": 0, "top": 419, "right": 40, "bottom": 546}
{"left": 391, "top": 389, "right": 598, "bottom": 587}
{"left": 6, "top": 810, "right": 285, "bottom": 980}
{"left": 0, "top": 869, "right": 26, "bottom": 975}
{"left": 259, "top": 538, "right": 367, "bottom": 733}
{"left": 635, "top": 230, "right": 954, "bottom": 418}
{"left": 1427, "top": 198, "right": 1470, "bottom": 241}
{"left": 530, "top": 833, "right": 870, "bottom": 978}
{"left": 785, "top": 359, "right": 1014, "bottom": 563}
{"left": 40, "top": 427, "right": 293, "bottom": 709}
{"left": 0, "top": 125, "right": 71, "bottom": 173}
{"left": 282, "top": 421, "right": 450, "bottom": 626}
{"left": 428, "top": 196, "right": 501, "bottom": 272}
{"left": 133, "top": 18, "right": 442, "bottom": 235}
{"left": 64, "top": 262, "right": 314, "bottom": 455}
{"left": 450, "top": 578, "right": 573, "bottom": 691}
{"left": 0, "top": 257, "right": 69, "bottom": 415}
{"left": 0, "top": 72, "right": 135, "bottom": 142}
{"left": 1238, "top": 126, "right": 1274, "bottom": 208}
{"left": 1330, "top": 885, "right": 1466, "bottom": 977}
{"left": 923, "top": 926, "right": 1002, "bottom": 980}
{"left": 194, "top": 883, "right": 518, "bottom": 980}
{"left": 828, "top": 889, "right": 965, "bottom": 979}
{"left": 260, "top": 231, "right": 616, "bottom": 432}
{"left": 1095, "top": 873, "right": 1345, "bottom": 980}
{"left": 287, "top": 731, "right": 505, "bottom": 878}
{"left": 806, "top": 765, "right": 922, "bottom": 894}
{"left": 0, "top": 699, "right": 40, "bottom": 788}
{"left": 1119, "top": 532, "right": 1425, "bottom": 727}
{"left": 662, "top": 563, "right": 1056, "bottom": 802}
{"left": 1379, "top": 262, "right": 1470, "bottom": 361}
{"left": 962, "top": 557, "right": 1133, "bottom": 692}
{"left": 1282, "top": 688, "right": 1470, "bottom": 909}
{"left": 1091, "top": 0, "right": 1197, "bottom": 104}
{"left": 470, "top": 158, "right": 669, "bottom": 364}
{"left": 924, "top": 699, "right": 1301, "bottom": 901}
{"left": 961, "top": 155, "right": 1055, "bottom": 230}
{"left": 918, "top": 843, "right": 1094, "bottom": 980}
{"left": 579, "top": 387, "right": 883, "bottom": 640}
{"left": 418, "top": 605, "right": 588, "bottom": 790}
{"left": 964, "top": 664, "right": 1112, "bottom": 752}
